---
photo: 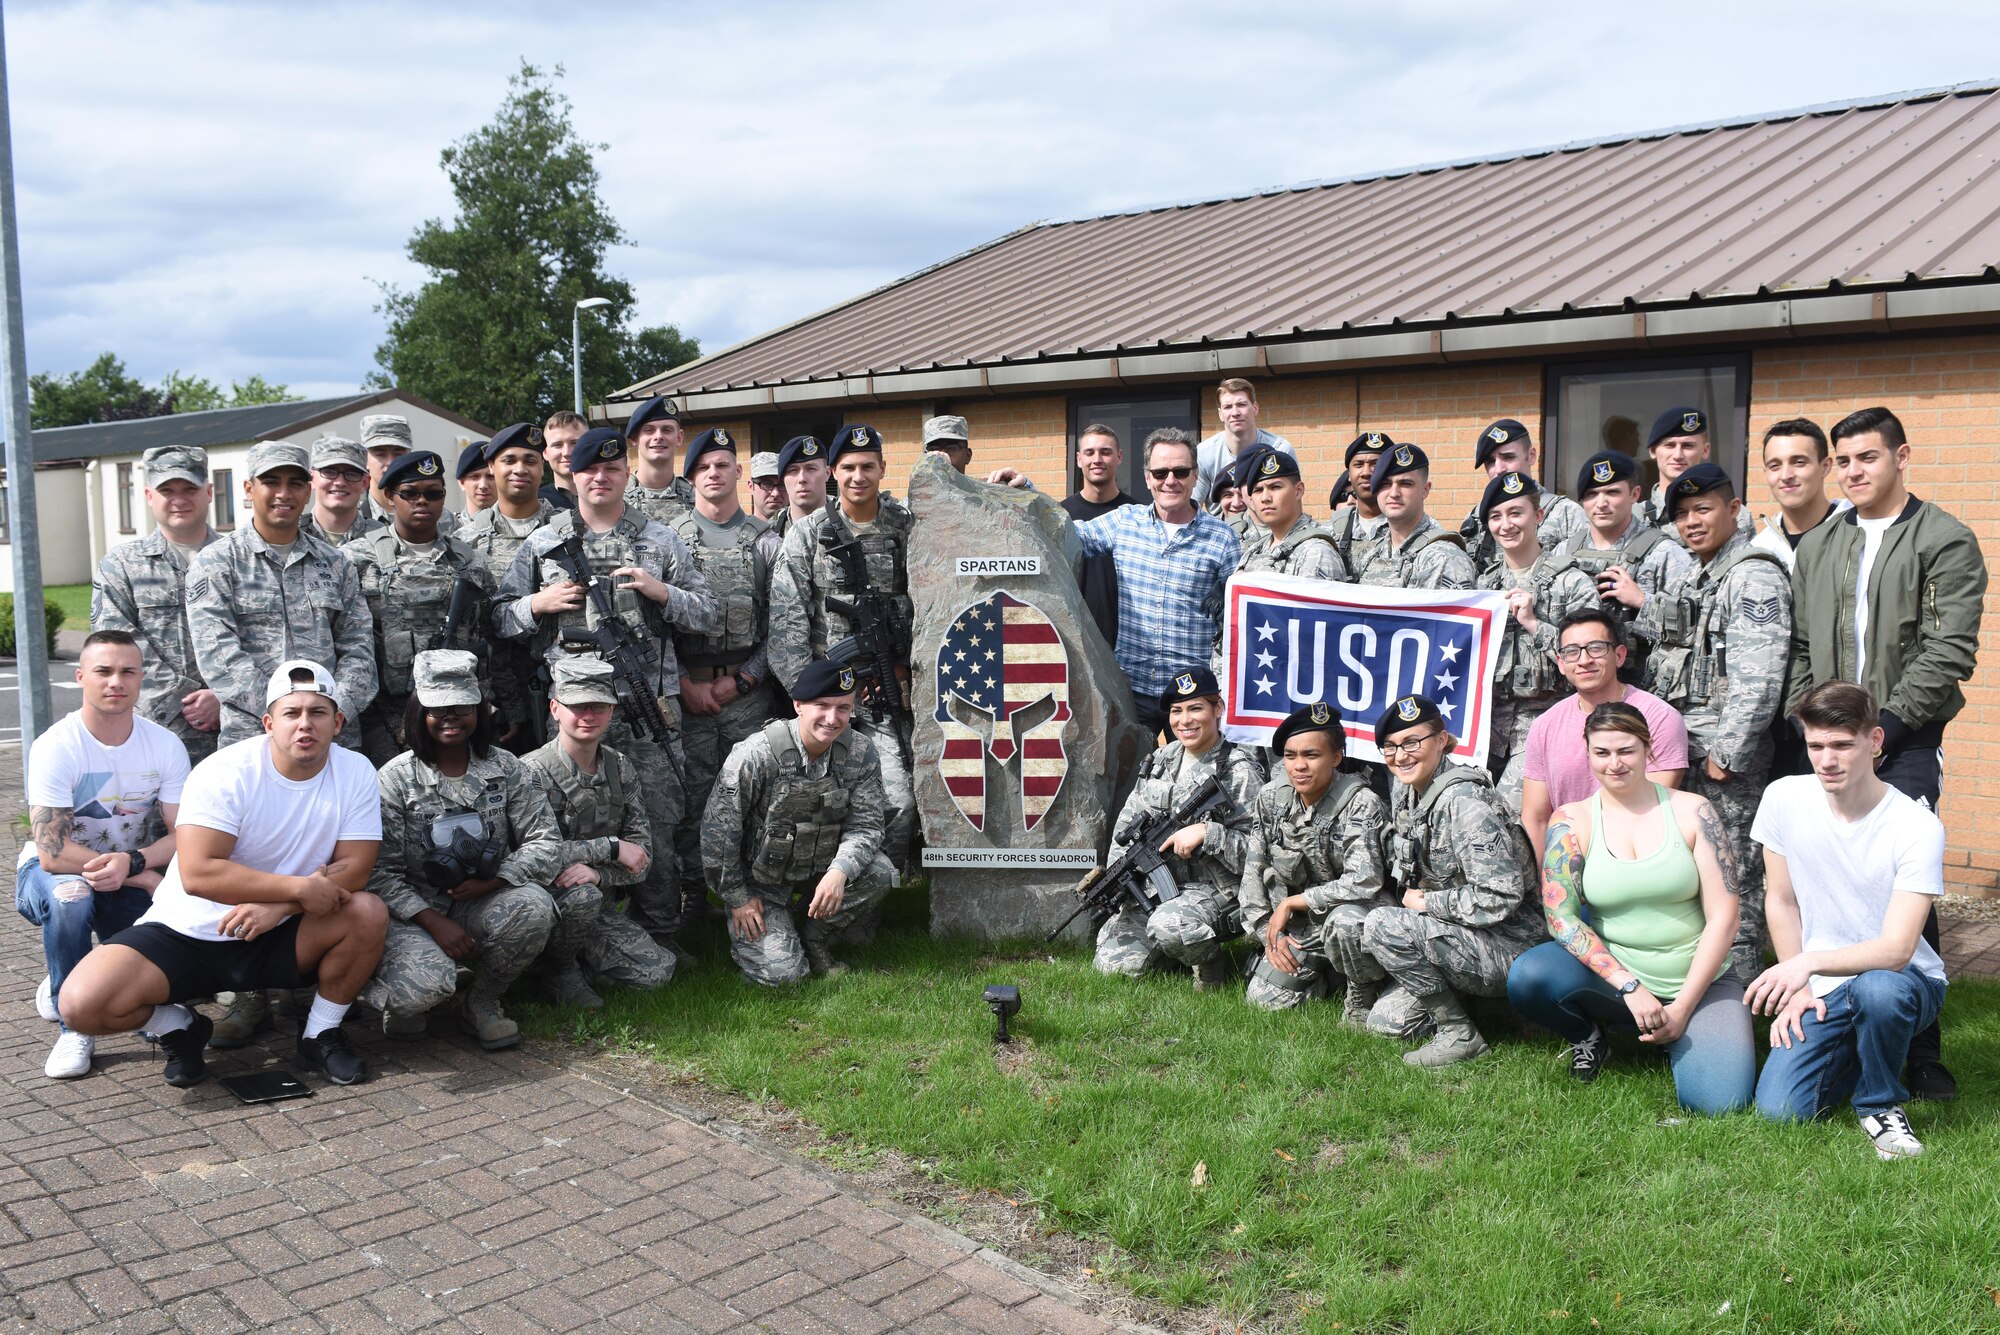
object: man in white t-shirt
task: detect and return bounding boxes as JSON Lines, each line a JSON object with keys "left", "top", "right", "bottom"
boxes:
{"left": 1746, "top": 681, "right": 1948, "bottom": 1160}
{"left": 16, "top": 631, "right": 189, "bottom": 1079}
{"left": 59, "top": 660, "right": 386, "bottom": 1090}
{"left": 1192, "top": 377, "right": 1294, "bottom": 507}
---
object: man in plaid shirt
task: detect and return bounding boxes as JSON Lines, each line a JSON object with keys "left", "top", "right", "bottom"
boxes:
{"left": 1076, "top": 428, "right": 1242, "bottom": 733}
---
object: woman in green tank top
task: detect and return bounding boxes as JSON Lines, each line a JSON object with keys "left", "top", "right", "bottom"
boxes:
{"left": 1506, "top": 703, "right": 1756, "bottom": 1114}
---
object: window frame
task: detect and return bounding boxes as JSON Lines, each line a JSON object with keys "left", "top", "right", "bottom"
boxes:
{"left": 1064, "top": 388, "right": 1204, "bottom": 503}
{"left": 116, "top": 461, "right": 136, "bottom": 534}
{"left": 1541, "top": 350, "right": 1753, "bottom": 498}
{"left": 211, "top": 468, "right": 236, "bottom": 531}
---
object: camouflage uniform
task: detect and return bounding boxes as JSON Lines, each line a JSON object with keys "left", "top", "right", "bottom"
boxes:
{"left": 186, "top": 525, "right": 376, "bottom": 749}
{"left": 1644, "top": 528, "right": 1791, "bottom": 980}
{"left": 626, "top": 476, "right": 696, "bottom": 526}
{"left": 1361, "top": 763, "right": 1542, "bottom": 1033}
{"left": 461, "top": 499, "right": 562, "bottom": 748}
{"left": 343, "top": 526, "right": 499, "bottom": 765}
{"left": 1237, "top": 513, "right": 1352, "bottom": 582}
{"left": 494, "top": 506, "right": 718, "bottom": 942}
{"left": 1352, "top": 516, "right": 1477, "bottom": 590}
{"left": 1478, "top": 553, "right": 1600, "bottom": 813}
{"left": 1091, "top": 740, "right": 1263, "bottom": 977}
{"left": 369, "top": 747, "right": 566, "bottom": 1015}
{"left": 1567, "top": 517, "right": 1697, "bottom": 677}
{"left": 767, "top": 497, "right": 918, "bottom": 871}
{"left": 92, "top": 528, "right": 222, "bottom": 762}
{"left": 701, "top": 718, "right": 895, "bottom": 985}
{"left": 299, "top": 508, "right": 382, "bottom": 550}
{"left": 522, "top": 736, "right": 677, "bottom": 990}
{"left": 1239, "top": 773, "right": 1392, "bottom": 1010}
{"left": 1460, "top": 491, "right": 1590, "bottom": 579}
{"left": 1324, "top": 509, "right": 1387, "bottom": 576}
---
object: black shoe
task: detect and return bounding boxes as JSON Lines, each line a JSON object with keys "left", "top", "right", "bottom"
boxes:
{"left": 1567, "top": 1025, "right": 1606, "bottom": 1084}
{"left": 1904, "top": 1056, "right": 1958, "bottom": 1103}
{"left": 296, "top": 1025, "right": 368, "bottom": 1086}
{"left": 159, "top": 1013, "right": 214, "bottom": 1088}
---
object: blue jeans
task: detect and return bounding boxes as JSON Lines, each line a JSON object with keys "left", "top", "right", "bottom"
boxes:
{"left": 1754, "top": 966, "right": 1946, "bottom": 1120}
{"left": 15, "top": 858, "right": 152, "bottom": 1027}
{"left": 1506, "top": 940, "right": 1756, "bottom": 1116}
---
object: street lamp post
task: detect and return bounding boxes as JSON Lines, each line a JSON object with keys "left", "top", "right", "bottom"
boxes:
{"left": 572, "top": 296, "right": 613, "bottom": 416}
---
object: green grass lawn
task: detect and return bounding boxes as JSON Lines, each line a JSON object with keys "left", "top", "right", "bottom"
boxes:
{"left": 42, "top": 583, "right": 92, "bottom": 630}
{"left": 521, "top": 887, "right": 2000, "bottom": 1334}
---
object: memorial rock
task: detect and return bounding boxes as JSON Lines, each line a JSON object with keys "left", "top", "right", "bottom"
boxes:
{"left": 906, "top": 455, "right": 1150, "bottom": 940}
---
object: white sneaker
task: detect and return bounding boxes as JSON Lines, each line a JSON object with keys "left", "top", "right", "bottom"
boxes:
{"left": 44, "top": 1031, "right": 93, "bottom": 1079}
{"left": 1860, "top": 1106, "right": 1924, "bottom": 1160}
{"left": 35, "top": 975, "right": 59, "bottom": 1023}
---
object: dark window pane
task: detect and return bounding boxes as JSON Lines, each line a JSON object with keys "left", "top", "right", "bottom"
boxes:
{"left": 1067, "top": 394, "right": 1200, "bottom": 502}
{"left": 1544, "top": 354, "right": 1750, "bottom": 500}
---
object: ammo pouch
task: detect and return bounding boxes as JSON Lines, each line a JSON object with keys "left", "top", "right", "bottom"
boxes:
{"left": 421, "top": 810, "right": 505, "bottom": 888}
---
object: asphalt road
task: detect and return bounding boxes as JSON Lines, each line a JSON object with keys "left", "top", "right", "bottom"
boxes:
{"left": 0, "top": 658, "right": 85, "bottom": 749}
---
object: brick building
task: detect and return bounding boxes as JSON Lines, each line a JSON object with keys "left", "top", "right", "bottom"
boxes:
{"left": 609, "top": 83, "right": 2000, "bottom": 894}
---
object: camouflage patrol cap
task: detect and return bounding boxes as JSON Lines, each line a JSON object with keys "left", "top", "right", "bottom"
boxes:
{"left": 142, "top": 445, "right": 208, "bottom": 488}
{"left": 922, "top": 415, "right": 969, "bottom": 448}
{"left": 309, "top": 433, "right": 367, "bottom": 473}
{"left": 748, "top": 451, "right": 782, "bottom": 481}
{"left": 358, "top": 414, "right": 415, "bottom": 452}
{"left": 412, "top": 649, "right": 482, "bottom": 708}
{"left": 549, "top": 656, "right": 619, "bottom": 706}
{"left": 246, "top": 439, "right": 311, "bottom": 479}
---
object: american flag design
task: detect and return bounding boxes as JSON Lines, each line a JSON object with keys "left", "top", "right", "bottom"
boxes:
{"left": 934, "top": 591, "right": 1071, "bottom": 831}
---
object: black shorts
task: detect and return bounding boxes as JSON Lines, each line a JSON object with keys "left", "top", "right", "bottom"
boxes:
{"left": 106, "top": 919, "right": 309, "bottom": 1002}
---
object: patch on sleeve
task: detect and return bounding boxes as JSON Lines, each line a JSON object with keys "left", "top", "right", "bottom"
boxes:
{"left": 1740, "top": 595, "right": 1783, "bottom": 625}
{"left": 186, "top": 575, "right": 209, "bottom": 603}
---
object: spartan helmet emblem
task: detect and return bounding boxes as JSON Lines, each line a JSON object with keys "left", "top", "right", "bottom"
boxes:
{"left": 417, "top": 457, "right": 439, "bottom": 476}
{"left": 1259, "top": 453, "right": 1280, "bottom": 476}
{"left": 836, "top": 666, "right": 856, "bottom": 692}
{"left": 714, "top": 428, "right": 730, "bottom": 447}
{"left": 1681, "top": 412, "right": 1703, "bottom": 434}
{"left": 1393, "top": 445, "right": 1414, "bottom": 467}
{"left": 1592, "top": 460, "right": 1614, "bottom": 484}
{"left": 1397, "top": 697, "right": 1421, "bottom": 722}
{"left": 1309, "top": 702, "right": 1331, "bottom": 725}
{"left": 933, "top": 591, "right": 1072, "bottom": 832}
{"left": 850, "top": 427, "right": 869, "bottom": 448}
{"left": 1174, "top": 672, "right": 1197, "bottom": 696}
{"left": 1502, "top": 473, "right": 1524, "bottom": 495}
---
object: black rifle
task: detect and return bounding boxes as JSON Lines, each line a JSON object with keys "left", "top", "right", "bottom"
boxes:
{"left": 546, "top": 532, "right": 673, "bottom": 744}
{"left": 1045, "top": 775, "right": 1230, "bottom": 942}
{"left": 427, "top": 574, "right": 485, "bottom": 653}
{"left": 819, "top": 524, "right": 914, "bottom": 766}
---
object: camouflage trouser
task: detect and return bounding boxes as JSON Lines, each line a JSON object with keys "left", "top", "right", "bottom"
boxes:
{"left": 1360, "top": 905, "right": 1535, "bottom": 1003}
{"left": 676, "top": 681, "right": 777, "bottom": 924}
{"left": 1245, "top": 902, "right": 1381, "bottom": 1010}
{"left": 358, "top": 921, "right": 460, "bottom": 1019}
{"left": 579, "top": 909, "right": 678, "bottom": 990}
{"left": 731, "top": 852, "right": 896, "bottom": 987}
{"left": 608, "top": 709, "right": 689, "bottom": 942}
{"left": 860, "top": 711, "right": 916, "bottom": 874}
{"left": 494, "top": 644, "right": 545, "bottom": 753}
{"left": 451, "top": 883, "right": 557, "bottom": 996}
{"left": 1487, "top": 699, "right": 1554, "bottom": 819}
{"left": 1092, "top": 884, "right": 1235, "bottom": 975}
{"left": 540, "top": 881, "right": 604, "bottom": 971}
{"left": 173, "top": 722, "right": 219, "bottom": 766}
{"left": 1686, "top": 762, "right": 1769, "bottom": 985}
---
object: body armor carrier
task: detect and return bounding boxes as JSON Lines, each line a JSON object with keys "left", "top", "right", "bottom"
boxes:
{"left": 1490, "top": 556, "right": 1577, "bottom": 698}
{"left": 747, "top": 721, "right": 855, "bottom": 888}
{"left": 537, "top": 511, "right": 666, "bottom": 656}
{"left": 815, "top": 504, "right": 912, "bottom": 645}
{"left": 1389, "top": 764, "right": 1494, "bottom": 893}
{"left": 1267, "top": 772, "right": 1366, "bottom": 890}
{"left": 670, "top": 511, "right": 768, "bottom": 667}
{"left": 1390, "top": 526, "right": 1465, "bottom": 587}
{"left": 1648, "top": 545, "right": 1787, "bottom": 709}
{"left": 364, "top": 529, "right": 474, "bottom": 697}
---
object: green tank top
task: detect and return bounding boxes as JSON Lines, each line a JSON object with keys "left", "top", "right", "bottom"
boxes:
{"left": 1581, "top": 785, "right": 1719, "bottom": 998}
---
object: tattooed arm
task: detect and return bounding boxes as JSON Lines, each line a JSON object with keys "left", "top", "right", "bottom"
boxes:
{"left": 1540, "top": 807, "right": 1638, "bottom": 989}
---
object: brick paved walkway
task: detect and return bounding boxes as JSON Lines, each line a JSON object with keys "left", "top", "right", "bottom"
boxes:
{"left": 0, "top": 766, "right": 1131, "bottom": 1334}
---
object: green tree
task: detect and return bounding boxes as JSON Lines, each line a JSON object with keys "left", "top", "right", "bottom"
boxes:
{"left": 225, "top": 374, "right": 298, "bottom": 408}
{"left": 369, "top": 62, "right": 697, "bottom": 427}
{"left": 29, "top": 353, "right": 159, "bottom": 428}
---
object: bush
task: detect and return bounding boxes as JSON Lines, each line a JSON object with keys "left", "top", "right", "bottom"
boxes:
{"left": 0, "top": 593, "right": 65, "bottom": 658}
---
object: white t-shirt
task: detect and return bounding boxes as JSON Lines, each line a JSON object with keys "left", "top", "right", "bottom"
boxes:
{"left": 1750, "top": 774, "right": 1947, "bottom": 997}
{"left": 19, "top": 713, "right": 190, "bottom": 870}
{"left": 137, "top": 738, "right": 382, "bottom": 942}
{"left": 1852, "top": 514, "right": 1896, "bottom": 678}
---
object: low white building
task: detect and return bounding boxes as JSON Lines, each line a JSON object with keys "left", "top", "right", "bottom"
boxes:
{"left": 7, "top": 390, "right": 490, "bottom": 593}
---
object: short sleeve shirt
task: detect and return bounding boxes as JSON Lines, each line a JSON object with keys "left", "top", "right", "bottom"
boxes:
{"left": 20, "top": 714, "right": 190, "bottom": 869}
{"left": 1523, "top": 687, "right": 1690, "bottom": 810}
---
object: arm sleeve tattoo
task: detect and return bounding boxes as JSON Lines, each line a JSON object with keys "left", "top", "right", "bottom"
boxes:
{"left": 1540, "top": 816, "right": 1625, "bottom": 981}
{"left": 30, "top": 807, "right": 73, "bottom": 865}
{"left": 1694, "top": 799, "right": 1742, "bottom": 898}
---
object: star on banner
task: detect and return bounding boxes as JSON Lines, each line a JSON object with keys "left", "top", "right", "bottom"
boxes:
{"left": 1254, "top": 676, "right": 1276, "bottom": 695}
{"left": 1256, "top": 622, "right": 1277, "bottom": 642}
{"left": 1437, "top": 641, "right": 1461, "bottom": 663}
{"left": 1434, "top": 669, "right": 1459, "bottom": 692}
{"left": 1255, "top": 650, "right": 1276, "bottom": 669}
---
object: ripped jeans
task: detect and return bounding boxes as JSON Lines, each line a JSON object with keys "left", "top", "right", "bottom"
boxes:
{"left": 15, "top": 858, "right": 151, "bottom": 1027}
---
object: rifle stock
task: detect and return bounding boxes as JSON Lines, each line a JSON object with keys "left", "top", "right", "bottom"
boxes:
{"left": 1044, "top": 776, "right": 1230, "bottom": 943}
{"left": 547, "top": 533, "right": 672, "bottom": 743}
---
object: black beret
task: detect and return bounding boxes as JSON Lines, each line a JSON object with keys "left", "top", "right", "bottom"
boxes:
{"left": 1374, "top": 694, "right": 1446, "bottom": 748}
{"left": 625, "top": 396, "right": 683, "bottom": 436}
{"left": 1346, "top": 431, "right": 1394, "bottom": 466}
{"left": 1666, "top": 462, "right": 1734, "bottom": 517}
{"left": 454, "top": 441, "right": 489, "bottom": 480}
{"left": 1648, "top": 407, "right": 1708, "bottom": 449}
{"left": 1369, "top": 441, "right": 1429, "bottom": 493}
{"left": 486, "top": 422, "right": 537, "bottom": 458}
{"left": 569, "top": 427, "right": 626, "bottom": 474}
{"left": 1477, "top": 470, "right": 1541, "bottom": 523}
{"left": 681, "top": 426, "right": 739, "bottom": 477}
{"left": 777, "top": 434, "right": 826, "bottom": 475}
{"left": 1329, "top": 473, "right": 1352, "bottom": 508}
{"left": 828, "top": 423, "right": 882, "bottom": 465}
{"left": 1241, "top": 446, "right": 1300, "bottom": 485}
{"left": 1473, "top": 419, "right": 1531, "bottom": 469}
{"left": 790, "top": 658, "right": 859, "bottom": 702}
{"left": 1576, "top": 449, "right": 1639, "bottom": 496}
{"left": 1160, "top": 666, "right": 1221, "bottom": 710}
{"left": 1272, "top": 702, "right": 1345, "bottom": 755}
{"left": 381, "top": 451, "right": 446, "bottom": 493}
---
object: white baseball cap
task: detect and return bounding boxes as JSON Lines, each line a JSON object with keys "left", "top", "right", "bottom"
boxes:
{"left": 264, "top": 659, "right": 340, "bottom": 711}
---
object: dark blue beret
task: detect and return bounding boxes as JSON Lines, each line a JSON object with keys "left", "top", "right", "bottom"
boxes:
{"left": 1369, "top": 441, "right": 1430, "bottom": 493}
{"left": 1329, "top": 473, "right": 1352, "bottom": 508}
{"left": 1160, "top": 666, "right": 1221, "bottom": 710}
{"left": 1474, "top": 419, "right": 1531, "bottom": 469}
{"left": 827, "top": 424, "right": 882, "bottom": 465}
{"left": 1576, "top": 450, "right": 1639, "bottom": 496}
{"left": 1346, "top": 431, "right": 1393, "bottom": 466}
{"left": 625, "top": 396, "right": 683, "bottom": 437}
{"left": 777, "top": 434, "right": 826, "bottom": 475}
{"left": 485, "top": 422, "right": 536, "bottom": 458}
{"left": 1272, "top": 702, "right": 1345, "bottom": 755}
{"left": 1649, "top": 407, "right": 1708, "bottom": 448}
{"left": 1241, "top": 446, "right": 1300, "bottom": 485}
{"left": 1374, "top": 694, "right": 1445, "bottom": 748}
{"left": 790, "top": 658, "right": 859, "bottom": 702}
{"left": 1478, "top": 470, "right": 1541, "bottom": 524}
{"left": 382, "top": 451, "right": 446, "bottom": 493}
{"left": 570, "top": 427, "right": 626, "bottom": 474}
{"left": 682, "top": 426, "right": 739, "bottom": 478}
{"left": 455, "top": 441, "right": 489, "bottom": 480}
{"left": 1667, "top": 462, "right": 1734, "bottom": 516}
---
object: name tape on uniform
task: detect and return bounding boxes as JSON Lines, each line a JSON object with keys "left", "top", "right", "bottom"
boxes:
{"left": 921, "top": 848, "right": 1096, "bottom": 869}
{"left": 954, "top": 557, "right": 1042, "bottom": 577}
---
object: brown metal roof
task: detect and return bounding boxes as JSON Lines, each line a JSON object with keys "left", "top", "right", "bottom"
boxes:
{"left": 633, "top": 83, "right": 2000, "bottom": 398}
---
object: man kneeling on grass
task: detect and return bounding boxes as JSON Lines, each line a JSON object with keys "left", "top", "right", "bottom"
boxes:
{"left": 58, "top": 661, "right": 386, "bottom": 1088}
{"left": 1747, "top": 682, "right": 1949, "bottom": 1160}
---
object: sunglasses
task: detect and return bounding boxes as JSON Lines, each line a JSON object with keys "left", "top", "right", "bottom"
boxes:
{"left": 394, "top": 488, "right": 448, "bottom": 503}
{"left": 1148, "top": 466, "right": 1194, "bottom": 481}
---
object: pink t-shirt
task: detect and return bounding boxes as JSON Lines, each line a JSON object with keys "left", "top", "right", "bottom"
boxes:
{"left": 1523, "top": 687, "right": 1690, "bottom": 810}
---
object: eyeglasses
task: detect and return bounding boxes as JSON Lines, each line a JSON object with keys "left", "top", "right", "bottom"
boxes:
{"left": 424, "top": 703, "right": 475, "bottom": 717}
{"left": 1148, "top": 466, "right": 1194, "bottom": 481}
{"left": 1556, "top": 640, "right": 1617, "bottom": 663}
{"left": 395, "top": 487, "right": 448, "bottom": 503}
{"left": 1379, "top": 729, "right": 1444, "bottom": 758}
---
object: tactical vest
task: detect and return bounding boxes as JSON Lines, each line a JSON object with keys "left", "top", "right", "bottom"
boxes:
{"left": 628, "top": 478, "right": 694, "bottom": 525}
{"left": 747, "top": 721, "right": 855, "bottom": 887}
{"left": 527, "top": 745, "right": 629, "bottom": 843}
{"left": 1648, "top": 545, "right": 1788, "bottom": 709}
{"left": 536, "top": 511, "right": 665, "bottom": 653}
{"left": 1564, "top": 527, "right": 1670, "bottom": 680}
{"left": 1258, "top": 521, "right": 1343, "bottom": 577}
{"left": 464, "top": 505, "right": 551, "bottom": 582}
{"left": 814, "top": 504, "right": 912, "bottom": 643}
{"left": 396, "top": 759, "right": 516, "bottom": 873}
{"left": 1267, "top": 772, "right": 1366, "bottom": 890}
{"left": 1390, "top": 526, "right": 1465, "bottom": 587}
{"left": 1389, "top": 764, "right": 1498, "bottom": 893}
{"left": 670, "top": 511, "right": 768, "bottom": 666}
{"left": 1489, "top": 556, "right": 1577, "bottom": 698}
{"left": 1326, "top": 509, "right": 1360, "bottom": 570}
{"left": 363, "top": 528, "right": 472, "bottom": 697}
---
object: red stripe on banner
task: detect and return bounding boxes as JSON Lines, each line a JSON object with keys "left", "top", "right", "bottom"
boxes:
{"left": 942, "top": 739, "right": 984, "bottom": 758}
{"left": 1002, "top": 663, "right": 1068, "bottom": 684}
{"left": 1003, "top": 623, "right": 1061, "bottom": 644}
{"left": 1021, "top": 739, "right": 1065, "bottom": 758}
{"left": 1053, "top": 701, "right": 1071, "bottom": 721}
{"left": 945, "top": 777, "right": 985, "bottom": 797}
{"left": 1022, "top": 776, "right": 1062, "bottom": 797}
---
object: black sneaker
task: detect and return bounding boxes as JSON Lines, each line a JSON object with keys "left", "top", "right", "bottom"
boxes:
{"left": 1904, "top": 1056, "right": 1958, "bottom": 1103}
{"left": 1567, "top": 1025, "right": 1606, "bottom": 1084}
{"left": 296, "top": 1025, "right": 368, "bottom": 1086}
{"left": 159, "top": 1012, "right": 214, "bottom": 1088}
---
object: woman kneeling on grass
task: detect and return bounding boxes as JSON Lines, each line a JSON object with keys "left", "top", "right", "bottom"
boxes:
{"left": 1505, "top": 702, "right": 1755, "bottom": 1113}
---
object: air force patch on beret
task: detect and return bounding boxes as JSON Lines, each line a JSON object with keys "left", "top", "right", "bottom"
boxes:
{"left": 1486, "top": 425, "right": 1509, "bottom": 444}
{"left": 1682, "top": 412, "right": 1704, "bottom": 434}
{"left": 1259, "top": 454, "right": 1280, "bottom": 476}
{"left": 1175, "top": 672, "right": 1197, "bottom": 695}
{"left": 1310, "top": 702, "right": 1332, "bottom": 725}
{"left": 1592, "top": 460, "right": 1615, "bottom": 484}
{"left": 1396, "top": 697, "right": 1421, "bottom": 722}
{"left": 838, "top": 666, "right": 856, "bottom": 692}
{"left": 1393, "top": 445, "right": 1413, "bottom": 467}
{"left": 715, "top": 428, "right": 730, "bottom": 448}
{"left": 804, "top": 440, "right": 820, "bottom": 456}
{"left": 851, "top": 427, "right": 868, "bottom": 448}
{"left": 1502, "top": 473, "right": 1524, "bottom": 495}
{"left": 417, "top": 456, "right": 439, "bottom": 476}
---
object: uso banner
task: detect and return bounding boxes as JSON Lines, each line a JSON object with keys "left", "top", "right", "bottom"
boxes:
{"left": 1219, "top": 572, "right": 1508, "bottom": 765}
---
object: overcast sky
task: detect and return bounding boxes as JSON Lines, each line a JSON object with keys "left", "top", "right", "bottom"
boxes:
{"left": 8, "top": 0, "right": 1999, "bottom": 400}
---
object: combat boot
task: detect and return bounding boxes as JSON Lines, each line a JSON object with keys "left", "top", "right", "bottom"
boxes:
{"left": 801, "top": 928, "right": 849, "bottom": 979}
{"left": 459, "top": 990, "right": 520, "bottom": 1051}
{"left": 382, "top": 1011, "right": 429, "bottom": 1041}
{"left": 1402, "top": 991, "right": 1491, "bottom": 1068}
{"left": 209, "top": 990, "right": 270, "bottom": 1049}
{"left": 542, "top": 969, "right": 604, "bottom": 1011}
{"left": 1341, "top": 978, "right": 1384, "bottom": 1030}
{"left": 1192, "top": 955, "right": 1229, "bottom": 992}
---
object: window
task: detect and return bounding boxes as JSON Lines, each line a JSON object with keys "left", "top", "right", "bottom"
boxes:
{"left": 116, "top": 462, "right": 135, "bottom": 533}
{"left": 212, "top": 469, "right": 235, "bottom": 530}
{"left": 1544, "top": 354, "right": 1750, "bottom": 501}
{"left": 1066, "top": 392, "right": 1201, "bottom": 502}
{"left": 0, "top": 483, "right": 9, "bottom": 544}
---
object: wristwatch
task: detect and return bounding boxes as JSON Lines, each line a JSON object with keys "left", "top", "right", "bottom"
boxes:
{"left": 127, "top": 849, "right": 147, "bottom": 879}
{"left": 733, "top": 672, "right": 756, "bottom": 696}
{"left": 1616, "top": 978, "right": 1641, "bottom": 996}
